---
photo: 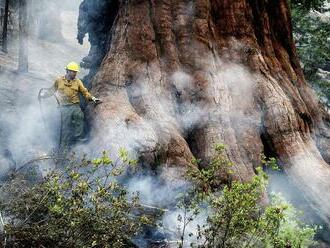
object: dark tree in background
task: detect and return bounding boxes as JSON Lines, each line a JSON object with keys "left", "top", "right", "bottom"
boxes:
{"left": 1, "top": 0, "right": 9, "bottom": 53}
{"left": 82, "top": 0, "right": 330, "bottom": 225}
{"left": 18, "top": 0, "right": 27, "bottom": 72}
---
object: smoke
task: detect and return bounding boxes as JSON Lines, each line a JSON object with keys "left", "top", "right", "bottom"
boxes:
{"left": 161, "top": 207, "right": 208, "bottom": 246}
{"left": 126, "top": 168, "right": 208, "bottom": 247}
{"left": 98, "top": 58, "right": 258, "bottom": 152}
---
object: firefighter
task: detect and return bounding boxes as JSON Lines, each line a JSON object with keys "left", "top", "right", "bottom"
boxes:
{"left": 40, "top": 62, "right": 100, "bottom": 149}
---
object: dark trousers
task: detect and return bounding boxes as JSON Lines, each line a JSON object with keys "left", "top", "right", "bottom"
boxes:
{"left": 59, "top": 104, "right": 85, "bottom": 149}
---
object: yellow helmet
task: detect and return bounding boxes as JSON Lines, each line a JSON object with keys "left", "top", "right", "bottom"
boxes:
{"left": 66, "top": 62, "right": 80, "bottom": 72}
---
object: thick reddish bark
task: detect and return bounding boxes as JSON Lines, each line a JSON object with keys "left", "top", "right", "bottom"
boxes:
{"left": 86, "top": 0, "right": 330, "bottom": 223}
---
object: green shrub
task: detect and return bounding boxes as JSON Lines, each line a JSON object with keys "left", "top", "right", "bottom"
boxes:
{"left": 0, "top": 151, "right": 150, "bottom": 248}
{"left": 177, "top": 145, "right": 317, "bottom": 248}
{"left": 291, "top": 0, "right": 330, "bottom": 106}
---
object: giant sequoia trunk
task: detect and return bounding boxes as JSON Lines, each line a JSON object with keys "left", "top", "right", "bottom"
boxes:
{"left": 86, "top": 0, "right": 330, "bottom": 223}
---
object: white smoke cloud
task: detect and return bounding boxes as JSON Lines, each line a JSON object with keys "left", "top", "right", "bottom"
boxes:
{"left": 161, "top": 207, "right": 208, "bottom": 247}
{"left": 126, "top": 168, "right": 208, "bottom": 247}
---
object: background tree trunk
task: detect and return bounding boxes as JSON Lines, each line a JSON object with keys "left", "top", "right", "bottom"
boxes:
{"left": 86, "top": 0, "right": 330, "bottom": 224}
{"left": 2, "top": 0, "right": 9, "bottom": 53}
{"left": 18, "top": 0, "right": 28, "bottom": 72}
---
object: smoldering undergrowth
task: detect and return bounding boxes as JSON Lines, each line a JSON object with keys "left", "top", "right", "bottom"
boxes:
{"left": 0, "top": 145, "right": 318, "bottom": 248}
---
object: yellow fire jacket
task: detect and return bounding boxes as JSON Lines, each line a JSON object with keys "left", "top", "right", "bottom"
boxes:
{"left": 44, "top": 76, "right": 93, "bottom": 105}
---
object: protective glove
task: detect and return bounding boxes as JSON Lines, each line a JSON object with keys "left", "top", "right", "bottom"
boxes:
{"left": 92, "top": 96, "right": 101, "bottom": 103}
